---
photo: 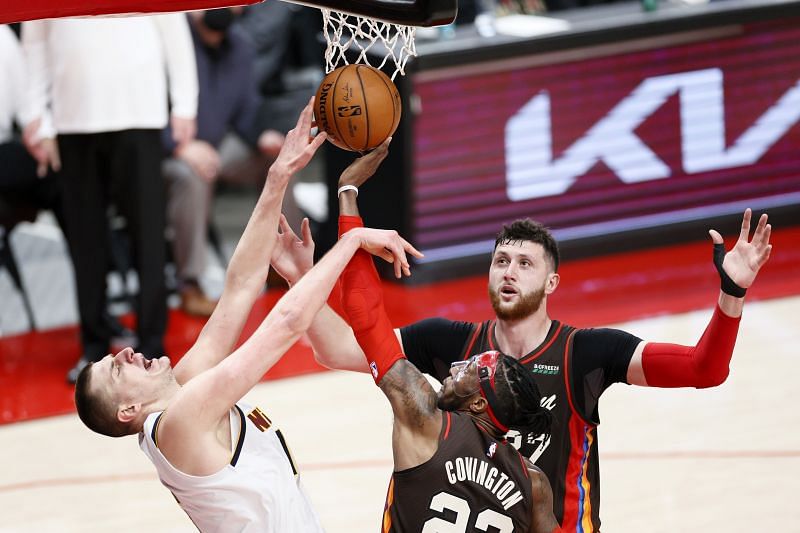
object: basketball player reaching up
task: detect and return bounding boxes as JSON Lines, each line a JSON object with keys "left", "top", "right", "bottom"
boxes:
{"left": 335, "top": 181, "right": 562, "bottom": 532}
{"left": 73, "top": 101, "right": 422, "bottom": 532}
{"left": 270, "top": 139, "right": 774, "bottom": 531}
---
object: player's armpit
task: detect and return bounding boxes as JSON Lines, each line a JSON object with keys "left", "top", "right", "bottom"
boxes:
{"left": 152, "top": 374, "right": 237, "bottom": 476}
{"left": 527, "top": 465, "right": 561, "bottom": 533}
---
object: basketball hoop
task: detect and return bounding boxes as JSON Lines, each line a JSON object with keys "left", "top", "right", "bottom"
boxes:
{"left": 321, "top": 9, "right": 417, "bottom": 80}
{"left": 296, "top": 0, "right": 455, "bottom": 80}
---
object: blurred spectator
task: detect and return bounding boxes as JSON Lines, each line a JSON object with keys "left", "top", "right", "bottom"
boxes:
{"left": 0, "top": 25, "right": 62, "bottom": 225}
{"left": 2, "top": 25, "right": 137, "bottom": 342}
{"left": 22, "top": 15, "right": 198, "bottom": 382}
{"left": 234, "top": 2, "right": 324, "bottom": 149}
{"left": 234, "top": 2, "right": 327, "bottom": 237}
{"left": 162, "top": 9, "right": 286, "bottom": 317}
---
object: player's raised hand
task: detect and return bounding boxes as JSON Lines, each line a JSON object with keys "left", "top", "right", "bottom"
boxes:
{"left": 347, "top": 227, "right": 423, "bottom": 278}
{"left": 271, "top": 215, "right": 315, "bottom": 286}
{"left": 272, "top": 96, "right": 327, "bottom": 178}
{"left": 338, "top": 137, "right": 391, "bottom": 189}
{"left": 709, "top": 208, "right": 772, "bottom": 290}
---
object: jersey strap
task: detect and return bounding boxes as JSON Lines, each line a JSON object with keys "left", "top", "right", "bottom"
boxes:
{"left": 230, "top": 406, "right": 247, "bottom": 467}
{"left": 150, "top": 407, "right": 247, "bottom": 467}
{"left": 460, "top": 321, "right": 488, "bottom": 359}
{"left": 562, "top": 329, "right": 594, "bottom": 428}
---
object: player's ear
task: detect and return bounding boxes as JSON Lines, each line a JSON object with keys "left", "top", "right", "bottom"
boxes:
{"left": 118, "top": 403, "right": 142, "bottom": 424}
{"left": 545, "top": 272, "right": 559, "bottom": 294}
{"left": 469, "top": 395, "right": 488, "bottom": 414}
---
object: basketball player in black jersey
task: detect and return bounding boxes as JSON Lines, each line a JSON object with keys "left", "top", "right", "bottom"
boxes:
{"left": 270, "top": 141, "right": 773, "bottom": 532}
{"left": 334, "top": 190, "right": 562, "bottom": 532}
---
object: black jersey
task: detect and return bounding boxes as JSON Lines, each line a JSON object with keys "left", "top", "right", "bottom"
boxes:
{"left": 401, "top": 318, "right": 641, "bottom": 532}
{"left": 383, "top": 411, "right": 532, "bottom": 533}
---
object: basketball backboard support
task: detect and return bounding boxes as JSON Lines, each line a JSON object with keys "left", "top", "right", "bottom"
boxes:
{"left": 288, "top": 0, "right": 457, "bottom": 26}
{"left": 0, "top": 0, "right": 262, "bottom": 24}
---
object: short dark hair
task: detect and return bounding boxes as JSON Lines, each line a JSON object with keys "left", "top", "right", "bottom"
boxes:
{"left": 74, "top": 363, "right": 133, "bottom": 438}
{"left": 494, "top": 356, "right": 552, "bottom": 436}
{"left": 494, "top": 219, "right": 560, "bottom": 272}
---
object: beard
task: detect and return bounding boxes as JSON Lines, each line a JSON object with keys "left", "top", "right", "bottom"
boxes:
{"left": 436, "top": 382, "right": 470, "bottom": 412}
{"left": 436, "top": 393, "right": 454, "bottom": 411}
{"left": 489, "top": 284, "right": 546, "bottom": 321}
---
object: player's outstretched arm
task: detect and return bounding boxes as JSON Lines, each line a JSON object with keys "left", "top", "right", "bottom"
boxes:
{"left": 173, "top": 98, "right": 326, "bottom": 384}
{"left": 527, "top": 465, "right": 562, "bottom": 533}
{"left": 270, "top": 139, "right": 403, "bottom": 374}
{"left": 271, "top": 215, "right": 372, "bottom": 373}
{"left": 378, "top": 360, "right": 443, "bottom": 470}
{"left": 336, "top": 210, "right": 441, "bottom": 471}
{"left": 169, "top": 226, "right": 418, "bottom": 440}
{"left": 626, "top": 209, "right": 773, "bottom": 388}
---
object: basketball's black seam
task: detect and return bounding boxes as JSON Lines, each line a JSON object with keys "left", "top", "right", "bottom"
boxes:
{"left": 330, "top": 67, "right": 352, "bottom": 151}
{"left": 356, "top": 65, "right": 369, "bottom": 152}
{"left": 375, "top": 68, "right": 397, "bottom": 142}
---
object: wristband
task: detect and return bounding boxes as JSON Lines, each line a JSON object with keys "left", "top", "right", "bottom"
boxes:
{"left": 713, "top": 243, "right": 746, "bottom": 298}
{"left": 337, "top": 185, "right": 358, "bottom": 197}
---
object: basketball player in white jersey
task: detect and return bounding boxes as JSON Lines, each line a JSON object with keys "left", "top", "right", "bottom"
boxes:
{"left": 73, "top": 100, "right": 422, "bottom": 532}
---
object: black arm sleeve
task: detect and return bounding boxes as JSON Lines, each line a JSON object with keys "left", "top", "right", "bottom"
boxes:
{"left": 570, "top": 328, "right": 642, "bottom": 424}
{"left": 399, "top": 317, "right": 476, "bottom": 381}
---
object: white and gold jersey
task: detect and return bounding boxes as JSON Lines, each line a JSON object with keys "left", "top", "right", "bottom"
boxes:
{"left": 139, "top": 402, "right": 324, "bottom": 533}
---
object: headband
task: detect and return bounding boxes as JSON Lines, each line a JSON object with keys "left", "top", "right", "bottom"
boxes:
{"left": 474, "top": 351, "right": 512, "bottom": 433}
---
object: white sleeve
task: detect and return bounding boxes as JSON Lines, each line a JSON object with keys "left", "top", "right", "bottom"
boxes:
{"left": 154, "top": 13, "right": 198, "bottom": 120}
{"left": 20, "top": 20, "right": 55, "bottom": 138}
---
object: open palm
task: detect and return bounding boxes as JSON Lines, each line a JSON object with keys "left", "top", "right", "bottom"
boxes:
{"left": 709, "top": 209, "right": 772, "bottom": 289}
{"left": 271, "top": 215, "right": 314, "bottom": 286}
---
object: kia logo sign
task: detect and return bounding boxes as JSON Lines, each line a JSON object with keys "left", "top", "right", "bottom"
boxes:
{"left": 505, "top": 68, "right": 800, "bottom": 201}
{"left": 410, "top": 20, "right": 800, "bottom": 259}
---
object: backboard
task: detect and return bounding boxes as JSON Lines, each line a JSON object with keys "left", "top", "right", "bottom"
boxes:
{"left": 0, "top": 0, "right": 456, "bottom": 26}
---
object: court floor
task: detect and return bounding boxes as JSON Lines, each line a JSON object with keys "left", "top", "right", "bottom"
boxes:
{"left": 1, "top": 295, "right": 798, "bottom": 532}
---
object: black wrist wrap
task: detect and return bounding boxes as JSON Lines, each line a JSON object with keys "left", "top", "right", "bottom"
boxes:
{"left": 713, "top": 243, "right": 747, "bottom": 298}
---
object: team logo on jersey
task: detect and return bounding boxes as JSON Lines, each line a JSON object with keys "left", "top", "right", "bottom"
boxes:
{"left": 506, "top": 394, "right": 557, "bottom": 464}
{"left": 530, "top": 363, "right": 560, "bottom": 375}
{"left": 369, "top": 361, "right": 379, "bottom": 379}
{"left": 486, "top": 442, "right": 497, "bottom": 458}
{"left": 247, "top": 407, "right": 272, "bottom": 432}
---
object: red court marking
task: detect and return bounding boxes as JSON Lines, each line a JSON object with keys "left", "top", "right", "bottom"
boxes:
{"left": 1, "top": 450, "right": 798, "bottom": 495}
{"left": 1, "top": 226, "right": 798, "bottom": 425}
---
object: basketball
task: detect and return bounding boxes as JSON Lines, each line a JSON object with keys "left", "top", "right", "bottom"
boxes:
{"left": 314, "top": 64, "right": 402, "bottom": 152}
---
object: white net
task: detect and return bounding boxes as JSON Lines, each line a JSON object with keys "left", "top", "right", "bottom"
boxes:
{"left": 321, "top": 9, "right": 417, "bottom": 80}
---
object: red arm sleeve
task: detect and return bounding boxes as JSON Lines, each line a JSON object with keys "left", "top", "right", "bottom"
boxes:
{"left": 338, "top": 215, "right": 405, "bottom": 383}
{"left": 641, "top": 305, "right": 740, "bottom": 388}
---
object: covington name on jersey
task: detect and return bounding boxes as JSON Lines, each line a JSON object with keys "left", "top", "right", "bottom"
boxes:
{"left": 444, "top": 456, "right": 525, "bottom": 511}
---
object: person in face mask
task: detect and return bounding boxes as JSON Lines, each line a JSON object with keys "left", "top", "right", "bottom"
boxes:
{"left": 198, "top": 8, "right": 235, "bottom": 50}
{"left": 162, "top": 8, "right": 288, "bottom": 318}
